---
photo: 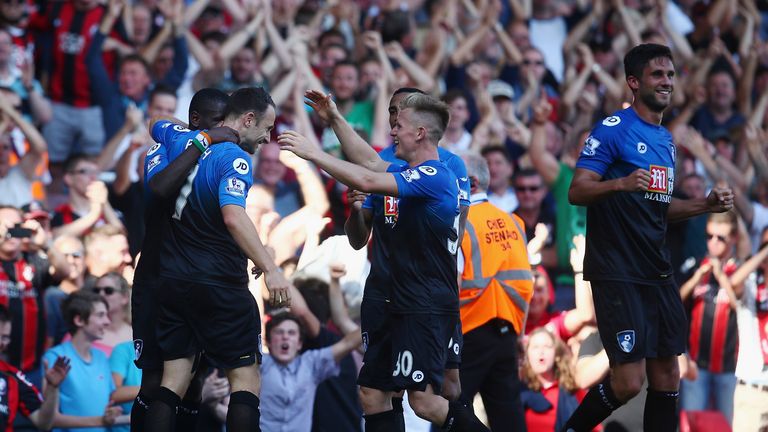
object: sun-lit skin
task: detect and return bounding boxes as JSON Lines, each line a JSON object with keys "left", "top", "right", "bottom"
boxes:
{"left": 78, "top": 302, "right": 111, "bottom": 342}
{"left": 628, "top": 56, "right": 675, "bottom": 123}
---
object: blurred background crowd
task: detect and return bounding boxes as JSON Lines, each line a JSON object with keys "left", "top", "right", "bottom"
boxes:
{"left": 0, "top": 0, "right": 767, "bottom": 430}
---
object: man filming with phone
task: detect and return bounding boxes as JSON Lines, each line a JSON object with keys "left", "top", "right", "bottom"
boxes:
{"left": 0, "top": 205, "right": 52, "bottom": 389}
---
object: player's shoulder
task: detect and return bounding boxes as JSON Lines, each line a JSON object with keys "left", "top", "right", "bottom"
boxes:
{"left": 592, "top": 108, "right": 640, "bottom": 135}
{"left": 438, "top": 148, "right": 468, "bottom": 174}
{"left": 417, "top": 159, "right": 456, "bottom": 180}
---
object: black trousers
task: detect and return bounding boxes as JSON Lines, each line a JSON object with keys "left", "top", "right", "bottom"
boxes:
{"left": 459, "top": 319, "right": 527, "bottom": 432}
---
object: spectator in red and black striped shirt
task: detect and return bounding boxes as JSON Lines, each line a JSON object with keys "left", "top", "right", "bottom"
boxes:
{"left": 679, "top": 211, "right": 742, "bottom": 423}
{"left": 0, "top": 303, "right": 71, "bottom": 431}
{"left": 0, "top": 206, "right": 52, "bottom": 386}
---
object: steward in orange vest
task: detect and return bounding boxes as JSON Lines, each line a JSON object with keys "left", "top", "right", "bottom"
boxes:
{"left": 459, "top": 196, "right": 533, "bottom": 335}
{"left": 456, "top": 152, "right": 533, "bottom": 431}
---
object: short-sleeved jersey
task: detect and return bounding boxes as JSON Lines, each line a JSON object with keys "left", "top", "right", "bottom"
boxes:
{"left": 362, "top": 146, "right": 469, "bottom": 302}
{"left": 149, "top": 121, "right": 254, "bottom": 287}
{"left": 385, "top": 160, "right": 461, "bottom": 313}
{"left": 576, "top": 108, "right": 676, "bottom": 283}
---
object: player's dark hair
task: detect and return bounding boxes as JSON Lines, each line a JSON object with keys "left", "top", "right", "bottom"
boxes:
{"left": 62, "top": 290, "right": 108, "bottom": 335}
{"left": 149, "top": 83, "right": 177, "bottom": 104}
{"left": 189, "top": 88, "right": 228, "bottom": 127}
{"left": 294, "top": 278, "right": 331, "bottom": 323}
{"left": 0, "top": 304, "right": 11, "bottom": 325}
{"left": 266, "top": 312, "right": 304, "bottom": 343}
{"left": 623, "top": 43, "right": 674, "bottom": 80}
{"left": 393, "top": 87, "right": 425, "bottom": 96}
{"left": 398, "top": 93, "right": 450, "bottom": 143}
{"left": 223, "top": 87, "right": 275, "bottom": 121}
{"left": 63, "top": 153, "right": 96, "bottom": 173}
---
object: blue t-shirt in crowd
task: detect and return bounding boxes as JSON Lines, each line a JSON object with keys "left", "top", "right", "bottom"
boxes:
{"left": 42, "top": 342, "right": 114, "bottom": 432}
{"left": 575, "top": 107, "right": 676, "bottom": 283}
{"left": 109, "top": 341, "right": 142, "bottom": 432}
{"left": 149, "top": 121, "right": 254, "bottom": 287}
{"left": 362, "top": 146, "right": 469, "bottom": 302}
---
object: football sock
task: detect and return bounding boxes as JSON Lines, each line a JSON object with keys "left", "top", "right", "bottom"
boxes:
{"left": 442, "top": 400, "right": 489, "bottom": 432}
{"left": 643, "top": 388, "right": 679, "bottom": 432}
{"left": 226, "top": 391, "right": 261, "bottom": 432}
{"left": 364, "top": 409, "right": 399, "bottom": 432}
{"left": 175, "top": 398, "right": 201, "bottom": 432}
{"left": 130, "top": 391, "right": 151, "bottom": 432}
{"left": 562, "top": 377, "right": 624, "bottom": 432}
{"left": 145, "top": 386, "right": 180, "bottom": 432}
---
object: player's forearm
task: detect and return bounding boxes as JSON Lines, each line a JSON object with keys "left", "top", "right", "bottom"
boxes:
{"left": 309, "top": 150, "right": 394, "bottom": 196}
{"left": 223, "top": 205, "right": 279, "bottom": 274}
{"left": 328, "top": 113, "right": 387, "bottom": 172}
{"left": 567, "top": 177, "right": 625, "bottom": 206}
{"left": 149, "top": 146, "right": 203, "bottom": 199}
{"left": 667, "top": 197, "right": 710, "bottom": 223}
{"left": 344, "top": 209, "right": 371, "bottom": 250}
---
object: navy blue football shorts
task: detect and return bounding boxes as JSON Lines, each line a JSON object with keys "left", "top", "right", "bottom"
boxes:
{"left": 357, "top": 297, "right": 397, "bottom": 391}
{"left": 591, "top": 279, "right": 687, "bottom": 365}
{"left": 131, "top": 277, "right": 163, "bottom": 371}
{"left": 389, "top": 313, "right": 458, "bottom": 393}
{"left": 156, "top": 277, "right": 262, "bottom": 370}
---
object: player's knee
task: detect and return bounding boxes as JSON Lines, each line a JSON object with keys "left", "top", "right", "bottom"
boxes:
{"left": 611, "top": 373, "right": 645, "bottom": 402}
{"left": 648, "top": 356, "right": 680, "bottom": 390}
{"left": 359, "top": 387, "right": 391, "bottom": 414}
{"left": 407, "top": 390, "right": 441, "bottom": 420}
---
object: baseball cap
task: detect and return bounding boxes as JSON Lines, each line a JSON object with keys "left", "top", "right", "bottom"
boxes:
{"left": 21, "top": 201, "right": 50, "bottom": 221}
{"left": 487, "top": 80, "right": 515, "bottom": 100}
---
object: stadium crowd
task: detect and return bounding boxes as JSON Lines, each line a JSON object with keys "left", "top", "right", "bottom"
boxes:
{"left": 0, "top": 0, "right": 767, "bottom": 430}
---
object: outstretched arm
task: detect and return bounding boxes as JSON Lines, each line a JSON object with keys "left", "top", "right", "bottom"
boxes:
{"left": 278, "top": 131, "right": 397, "bottom": 196}
{"left": 304, "top": 91, "right": 390, "bottom": 172}
{"left": 331, "top": 329, "right": 362, "bottom": 363}
{"left": 667, "top": 187, "right": 734, "bottom": 223}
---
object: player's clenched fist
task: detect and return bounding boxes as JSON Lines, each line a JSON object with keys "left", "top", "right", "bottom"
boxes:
{"left": 706, "top": 186, "right": 734, "bottom": 213}
{"left": 621, "top": 169, "right": 651, "bottom": 192}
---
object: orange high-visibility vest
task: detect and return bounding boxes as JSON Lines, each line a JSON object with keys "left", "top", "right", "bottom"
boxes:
{"left": 459, "top": 199, "right": 533, "bottom": 335}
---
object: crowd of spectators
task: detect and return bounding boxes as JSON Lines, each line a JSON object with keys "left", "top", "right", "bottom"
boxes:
{"left": 0, "top": 0, "right": 768, "bottom": 430}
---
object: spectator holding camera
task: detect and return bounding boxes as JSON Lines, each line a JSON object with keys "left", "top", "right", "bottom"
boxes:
{"left": 0, "top": 205, "right": 50, "bottom": 386}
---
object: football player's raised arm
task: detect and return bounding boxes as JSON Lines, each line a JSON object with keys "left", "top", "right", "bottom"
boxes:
{"left": 150, "top": 127, "right": 240, "bottom": 199}
{"left": 568, "top": 168, "right": 650, "bottom": 206}
{"left": 278, "top": 131, "right": 398, "bottom": 196}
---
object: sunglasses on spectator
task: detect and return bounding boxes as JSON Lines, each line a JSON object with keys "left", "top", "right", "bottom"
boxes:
{"left": 69, "top": 168, "right": 99, "bottom": 176}
{"left": 516, "top": 186, "right": 541, "bottom": 192}
{"left": 93, "top": 286, "right": 118, "bottom": 296}
{"left": 706, "top": 233, "right": 728, "bottom": 243}
{"left": 523, "top": 59, "right": 544, "bottom": 66}
{"left": 64, "top": 251, "right": 83, "bottom": 259}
